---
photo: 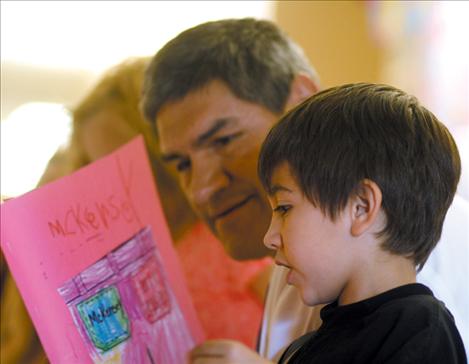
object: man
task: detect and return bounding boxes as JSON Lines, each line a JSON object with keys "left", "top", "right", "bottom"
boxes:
{"left": 142, "top": 18, "right": 468, "bottom": 362}
{"left": 142, "top": 18, "right": 320, "bottom": 362}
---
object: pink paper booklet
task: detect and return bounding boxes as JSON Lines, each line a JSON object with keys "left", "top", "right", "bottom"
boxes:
{"left": 1, "top": 136, "right": 204, "bottom": 363}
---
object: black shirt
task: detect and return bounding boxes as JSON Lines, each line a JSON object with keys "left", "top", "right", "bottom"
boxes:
{"left": 281, "top": 283, "right": 467, "bottom": 363}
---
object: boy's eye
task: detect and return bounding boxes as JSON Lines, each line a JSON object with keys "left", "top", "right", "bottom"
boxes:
{"left": 213, "top": 132, "right": 243, "bottom": 148}
{"left": 274, "top": 205, "right": 291, "bottom": 216}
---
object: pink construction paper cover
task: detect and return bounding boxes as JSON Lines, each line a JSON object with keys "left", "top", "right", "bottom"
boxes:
{"left": 0, "top": 136, "right": 204, "bottom": 363}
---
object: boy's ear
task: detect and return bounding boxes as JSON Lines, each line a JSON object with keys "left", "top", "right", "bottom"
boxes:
{"left": 284, "top": 73, "right": 320, "bottom": 111}
{"left": 350, "top": 179, "right": 383, "bottom": 237}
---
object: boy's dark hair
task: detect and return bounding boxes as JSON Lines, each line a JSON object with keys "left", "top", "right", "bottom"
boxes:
{"left": 258, "top": 83, "right": 461, "bottom": 270}
{"left": 141, "top": 18, "right": 318, "bottom": 122}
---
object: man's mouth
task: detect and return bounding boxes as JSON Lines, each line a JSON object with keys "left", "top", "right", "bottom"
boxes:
{"left": 212, "top": 195, "right": 254, "bottom": 221}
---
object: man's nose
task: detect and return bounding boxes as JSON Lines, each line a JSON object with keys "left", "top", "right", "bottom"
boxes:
{"left": 189, "top": 154, "right": 230, "bottom": 207}
{"left": 264, "top": 217, "right": 281, "bottom": 250}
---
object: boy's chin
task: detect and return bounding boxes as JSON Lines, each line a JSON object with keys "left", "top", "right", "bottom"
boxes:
{"left": 300, "top": 289, "right": 331, "bottom": 307}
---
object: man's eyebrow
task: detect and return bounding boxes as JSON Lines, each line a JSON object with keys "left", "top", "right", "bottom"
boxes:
{"left": 269, "top": 184, "right": 293, "bottom": 196}
{"left": 161, "top": 153, "right": 182, "bottom": 163}
{"left": 194, "top": 117, "right": 234, "bottom": 148}
{"left": 161, "top": 117, "right": 236, "bottom": 163}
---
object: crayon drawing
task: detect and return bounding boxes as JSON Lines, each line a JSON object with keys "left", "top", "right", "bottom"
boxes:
{"left": 58, "top": 227, "right": 194, "bottom": 363}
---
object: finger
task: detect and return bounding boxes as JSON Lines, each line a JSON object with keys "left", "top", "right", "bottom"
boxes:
{"left": 189, "top": 340, "right": 236, "bottom": 359}
{"left": 190, "top": 345, "right": 224, "bottom": 359}
{"left": 1, "top": 195, "right": 13, "bottom": 203}
{"left": 191, "top": 358, "right": 231, "bottom": 364}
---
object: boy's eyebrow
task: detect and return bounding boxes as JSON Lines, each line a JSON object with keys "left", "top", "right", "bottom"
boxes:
{"left": 269, "top": 184, "right": 293, "bottom": 196}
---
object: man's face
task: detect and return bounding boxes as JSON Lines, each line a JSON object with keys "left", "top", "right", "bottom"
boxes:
{"left": 156, "top": 80, "right": 278, "bottom": 260}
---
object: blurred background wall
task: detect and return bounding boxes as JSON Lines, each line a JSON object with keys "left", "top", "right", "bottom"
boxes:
{"left": 276, "top": 1, "right": 383, "bottom": 86}
{"left": 1, "top": 0, "right": 468, "bottom": 199}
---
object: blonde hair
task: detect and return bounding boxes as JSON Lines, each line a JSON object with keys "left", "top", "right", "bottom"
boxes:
{"left": 70, "top": 57, "right": 157, "bottom": 168}
{"left": 47, "top": 57, "right": 197, "bottom": 240}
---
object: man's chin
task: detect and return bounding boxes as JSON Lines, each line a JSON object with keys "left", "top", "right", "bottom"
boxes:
{"left": 205, "top": 204, "right": 272, "bottom": 260}
{"left": 228, "top": 246, "right": 272, "bottom": 261}
{"left": 220, "top": 235, "right": 271, "bottom": 261}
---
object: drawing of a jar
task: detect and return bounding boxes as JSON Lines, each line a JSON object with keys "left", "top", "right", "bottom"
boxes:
{"left": 76, "top": 285, "right": 130, "bottom": 352}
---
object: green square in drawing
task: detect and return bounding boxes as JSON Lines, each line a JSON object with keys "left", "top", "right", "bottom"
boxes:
{"left": 77, "top": 286, "right": 130, "bottom": 352}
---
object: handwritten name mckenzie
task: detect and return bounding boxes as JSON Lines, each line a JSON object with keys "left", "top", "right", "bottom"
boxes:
{"left": 47, "top": 157, "right": 140, "bottom": 239}
{"left": 47, "top": 195, "right": 137, "bottom": 238}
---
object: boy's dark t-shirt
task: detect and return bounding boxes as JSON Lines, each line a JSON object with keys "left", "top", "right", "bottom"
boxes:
{"left": 281, "top": 283, "right": 466, "bottom": 363}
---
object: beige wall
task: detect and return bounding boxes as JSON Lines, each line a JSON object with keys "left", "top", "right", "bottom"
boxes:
{"left": 1, "top": 62, "right": 96, "bottom": 120}
{"left": 275, "top": 1, "right": 384, "bottom": 88}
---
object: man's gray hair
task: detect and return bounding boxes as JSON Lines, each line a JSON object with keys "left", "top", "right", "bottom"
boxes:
{"left": 141, "top": 18, "right": 318, "bottom": 122}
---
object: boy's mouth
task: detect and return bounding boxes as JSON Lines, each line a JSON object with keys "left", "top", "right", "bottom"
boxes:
{"left": 276, "top": 261, "right": 295, "bottom": 285}
{"left": 275, "top": 260, "right": 292, "bottom": 269}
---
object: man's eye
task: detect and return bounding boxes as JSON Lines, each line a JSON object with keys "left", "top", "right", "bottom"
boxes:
{"left": 213, "top": 132, "right": 242, "bottom": 148}
{"left": 176, "top": 159, "right": 191, "bottom": 172}
{"left": 274, "top": 205, "right": 291, "bottom": 216}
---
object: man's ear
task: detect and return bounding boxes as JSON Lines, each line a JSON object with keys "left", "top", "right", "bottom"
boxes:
{"left": 350, "top": 179, "right": 383, "bottom": 237}
{"left": 284, "top": 73, "right": 320, "bottom": 111}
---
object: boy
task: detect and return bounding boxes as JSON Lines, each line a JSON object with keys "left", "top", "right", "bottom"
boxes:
{"left": 258, "top": 83, "right": 466, "bottom": 363}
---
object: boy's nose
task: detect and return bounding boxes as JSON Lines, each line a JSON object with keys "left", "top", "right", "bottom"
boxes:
{"left": 264, "top": 218, "right": 281, "bottom": 250}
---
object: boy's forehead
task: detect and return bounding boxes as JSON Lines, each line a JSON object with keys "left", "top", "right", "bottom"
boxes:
{"left": 268, "top": 163, "right": 296, "bottom": 194}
